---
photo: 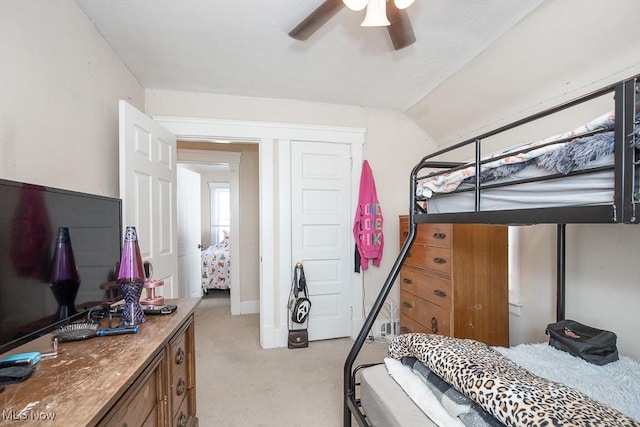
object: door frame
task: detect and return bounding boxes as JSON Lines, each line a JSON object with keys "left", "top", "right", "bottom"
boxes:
{"left": 178, "top": 149, "right": 242, "bottom": 314}
{"left": 154, "top": 115, "right": 366, "bottom": 349}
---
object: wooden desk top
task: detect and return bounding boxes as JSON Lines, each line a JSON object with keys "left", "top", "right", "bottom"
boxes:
{"left": 0, "top": 298, "right": 201, "bottom": 426}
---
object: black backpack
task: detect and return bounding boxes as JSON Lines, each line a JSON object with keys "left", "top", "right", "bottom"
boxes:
{"left": 546, "top": 319, "right": 618, "bottom": 365}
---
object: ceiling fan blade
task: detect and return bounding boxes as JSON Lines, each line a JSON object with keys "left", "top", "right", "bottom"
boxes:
{"left": 289, "top": 0, "right": 345, "bottom": 41}
{"left": 386, "top": 2, "right": 416, "bottom": 50}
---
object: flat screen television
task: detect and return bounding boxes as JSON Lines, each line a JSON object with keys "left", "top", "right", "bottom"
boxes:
{"left": 0, "top": 178, "right": 122, "bottom": 353}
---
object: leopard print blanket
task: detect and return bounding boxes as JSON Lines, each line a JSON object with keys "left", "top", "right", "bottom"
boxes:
{"left": 389, "top": 333, "right": 640, "bottom": 427}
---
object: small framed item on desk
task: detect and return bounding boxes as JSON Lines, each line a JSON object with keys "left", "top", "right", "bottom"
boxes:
{"left": 111, "top": 302, "right": 177, "bottom": 315}
{"left": 143, "top": 304, "right": 177, "bottom": 315}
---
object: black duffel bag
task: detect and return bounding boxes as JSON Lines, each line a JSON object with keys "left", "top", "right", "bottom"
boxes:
{"left": 546, "top": 319, "right": 618, "bottom": 365}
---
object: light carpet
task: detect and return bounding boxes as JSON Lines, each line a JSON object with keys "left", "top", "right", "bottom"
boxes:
{"left": 194, "top": 295, "right": 388, "bottom": 426}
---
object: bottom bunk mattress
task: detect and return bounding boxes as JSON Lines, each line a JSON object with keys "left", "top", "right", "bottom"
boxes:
{"left": 426, "top": 156, "right": 614, "bottom": 214}
{"left": 381, "top": 333, "right": 640, "bottom": 427}
{"left": 360, "top": 363, "right": 437, "bottom": 427}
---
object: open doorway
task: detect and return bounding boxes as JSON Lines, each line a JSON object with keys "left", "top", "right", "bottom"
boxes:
{"left": 156, "top": 115, "right": 365, "bottom": 348}
{"left": 177, "top": 142, "right": 260, "bottom": 316}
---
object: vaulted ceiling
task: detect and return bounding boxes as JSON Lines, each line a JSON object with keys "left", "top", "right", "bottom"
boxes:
{"left": 75, "top": 0, "right": 542, "bottom": 115}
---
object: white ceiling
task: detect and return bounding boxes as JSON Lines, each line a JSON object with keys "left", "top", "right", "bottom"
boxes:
{"left": 75, "top": 0, "right": 542, "bottom": 112}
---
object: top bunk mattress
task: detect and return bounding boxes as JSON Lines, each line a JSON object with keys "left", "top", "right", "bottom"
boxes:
{"left": 418, "top": 111, "right": 628, "bottom": 214}
{"left": 426, "top": 154, "right": 614, "bottom": 213}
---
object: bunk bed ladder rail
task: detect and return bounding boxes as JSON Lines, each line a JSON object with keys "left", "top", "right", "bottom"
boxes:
{"left": 616, "top": 76, "right": 640, "bottom": 224}
{"left": 343, "top": 164, "right": 422, "bottom": 427}
{"left": 558, "top": 74, "right": 639, "bottom": 324}
{"left": 556, "top": 224, "right": 566, "bottom": 321}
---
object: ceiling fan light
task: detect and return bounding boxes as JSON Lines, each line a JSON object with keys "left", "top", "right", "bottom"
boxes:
{"left": 343, "top": 0, "right": 368, "bottom": 11}
{"left": 394, "top": 0, "right": 415, "bottom": 9}
{"left": 360, "top": 0, "right": 390, "bottom": 27}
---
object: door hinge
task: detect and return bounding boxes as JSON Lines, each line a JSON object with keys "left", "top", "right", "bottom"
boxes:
{"left": 350, "top": 306, "right": 353, "bottom": 319}
{"left": 350, "top": 157, "right": 353, "bottom": 170}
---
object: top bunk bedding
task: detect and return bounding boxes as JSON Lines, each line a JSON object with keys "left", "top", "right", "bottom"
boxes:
{"left": 412, "top": 74, "right": 640, "bottom": 225}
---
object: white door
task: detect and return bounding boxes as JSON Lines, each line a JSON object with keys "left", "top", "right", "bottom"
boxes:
{"left": 291, "top": 141, "right": 352, "bottom": 341}
{"left": 119, "top": 101, "right": 179, "bottom": 298}
{"left": 177, "top": 165, "right": 202, "bottom": 298}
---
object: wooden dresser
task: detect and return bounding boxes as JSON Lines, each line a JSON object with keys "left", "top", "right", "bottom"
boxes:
{"left": 399, "top": 216, "right": 509, "bottom": 347}
{"left": 0, "top": 298, "right": 200, "bottom": 426}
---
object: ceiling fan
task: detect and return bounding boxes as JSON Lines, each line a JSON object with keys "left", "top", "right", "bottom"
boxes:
{"left": 288, "top": 0, "right": 417, "bottom": 51}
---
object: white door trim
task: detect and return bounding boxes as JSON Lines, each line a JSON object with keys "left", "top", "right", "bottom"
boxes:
{"left": 177, "top": 149, "right": 242, "bottom": 315}
{"left": 278, "top": 140, "right": 292, "bottom": 346}
{"left": 154, "top": 115, "right": 366, "bottom": 349}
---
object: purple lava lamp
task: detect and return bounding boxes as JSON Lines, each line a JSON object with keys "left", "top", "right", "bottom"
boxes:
{"left": 117, "top": 226, "right": 146, "bottom": 325}
{"left": 49, "top": 227, "right": 81, "bottom": 321}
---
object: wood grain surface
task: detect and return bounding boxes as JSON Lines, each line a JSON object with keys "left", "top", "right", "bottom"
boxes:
{"left": 0, "top": 298, "right": 200, "bottom": 426}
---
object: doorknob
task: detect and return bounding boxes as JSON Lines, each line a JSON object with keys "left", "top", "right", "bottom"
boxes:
{"left": 198, "top": 243, "right": 202, "bottom": 249}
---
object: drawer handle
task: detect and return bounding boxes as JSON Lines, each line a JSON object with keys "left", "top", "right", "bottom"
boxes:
{"left": 433, "top": 232, "right": 446, "bottom": 239}
{"left": 175, "top": 348, "right": 185, "bottom": 365}
{"left": 177, "top": 378, "right": 186, "bottom": 396}
{"left": 400, "top": 326, "right": 411, "bottom": 334}
{"left": 432, "top": 257, "right": 446, "bottom": 264}
{"left": 431, "top": 317, "right": 439, "bottom": 334}
{"left": 402, "top": 278, "right": 413, "bottom": 284}
{"left": 433, "top": 289, "right": 447, "bottom": 298}
{"left": 402, "top": 301, "right": 413, "bottom": 309}
{"left": 178, "top": 412, "right": 188, "bottom": 427}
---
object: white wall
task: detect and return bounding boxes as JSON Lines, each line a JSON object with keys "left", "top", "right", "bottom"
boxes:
{"left": 411, "top": 0, "right": 640, "bottom": 360}
{"left": 0, "top": 0, "right": 144, "bottom": 197}
{"left": 408, "top": 0, "right": 640, "bottom": 147}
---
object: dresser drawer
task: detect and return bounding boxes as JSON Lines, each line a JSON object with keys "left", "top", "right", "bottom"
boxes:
{"left": 419, "top": 223, "right": 451, "bottom": 248}
{"left": 170, "top": 328, "right": 187, "bottom": 376}
{"left": 400, "top": 266, "right": 452, "bottom": 310}
{"left": 173, "top": 394, "right": 193, "bottom": 427}
{"left": 405, "top": 244, "right": 451, "bottom": 274}
{"left": 98, "top": 352, "right": 163, "bottom": 427}
{"left": 400, "top": 290, "right": 451, "bottom": 336}
{"left": 399, "top": 218, "right": 451, "bottom": 248}
{"left": 169, "top": 330, "right": 189, "bottom": 417}
{"left": 399, "top": 313, "right": 432, "bottom": 335}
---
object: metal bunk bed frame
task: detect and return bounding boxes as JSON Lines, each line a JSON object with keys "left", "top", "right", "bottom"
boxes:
{"left": 344, "top": 74, "right": 639, "bottom": 427}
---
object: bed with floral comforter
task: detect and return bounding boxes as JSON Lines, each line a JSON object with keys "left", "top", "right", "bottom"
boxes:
{"left": 201, "top": 238, "right": 230, "bottom": 291}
